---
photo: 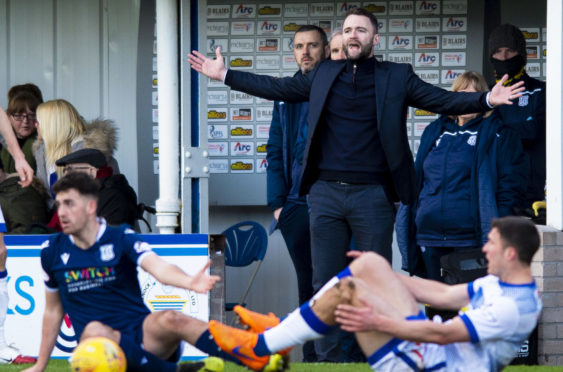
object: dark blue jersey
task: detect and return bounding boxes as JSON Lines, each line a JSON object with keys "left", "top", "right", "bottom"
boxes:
{"left": 41, "top": 220, "right": 152, "bottom": 339}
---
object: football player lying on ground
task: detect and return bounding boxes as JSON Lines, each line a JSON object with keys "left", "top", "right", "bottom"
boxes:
{"left": 209, "top": 216, "right": 542, "bottom": 372}
{"left": 22, "top": 172, "right": 285, "bottom": 372}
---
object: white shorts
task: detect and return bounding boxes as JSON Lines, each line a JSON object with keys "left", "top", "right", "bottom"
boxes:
{"left": 368, "top": 338, "right": 446, "bottom": 372}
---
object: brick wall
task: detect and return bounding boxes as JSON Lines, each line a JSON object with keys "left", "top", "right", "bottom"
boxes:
{"left": 534, "top": 226, "right": 563, "bottom": 366}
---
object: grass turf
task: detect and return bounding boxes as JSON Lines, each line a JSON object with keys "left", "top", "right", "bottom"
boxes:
{"left": 0, "top": 360, "right": 561, "bottom": 371}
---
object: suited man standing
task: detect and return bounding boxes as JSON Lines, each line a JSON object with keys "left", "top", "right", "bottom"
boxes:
{"left": 189, "top": 7, "right": 523, "bottom": 362}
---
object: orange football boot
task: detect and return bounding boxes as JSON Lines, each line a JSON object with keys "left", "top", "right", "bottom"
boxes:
{"left": 209, "top": 320, "right": 287, "bottom": 371}
{"left": 234, "top": 306, "right": 292, "bottom": 356}
{"left": 234, "top": 305, "right": 280, "bottom": 333}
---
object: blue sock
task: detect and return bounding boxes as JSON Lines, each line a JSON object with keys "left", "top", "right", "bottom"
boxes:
{"left": 254, "top": 334, "right": 270, "bottom": 356}
{"left": 119, "top": 334, "right": 176, "bottom": 372}
{"left": 195, "top": 330, "right": 242, "bottom": 365}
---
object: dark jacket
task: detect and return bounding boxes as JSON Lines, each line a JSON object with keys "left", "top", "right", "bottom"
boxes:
{"left": 396, "top": 112, "right": 528, "bottom": 275}
{"left": 98, "top": 174, "right": 139, "bottom": 227}
{"left": 266, "top": 75, "right": 309, "bottom": 212}
{"left": 226, "top": 59, "right": 491, "bottom": 204}
{"left": 495, "top": 73, "right": 545, "bottom": 206}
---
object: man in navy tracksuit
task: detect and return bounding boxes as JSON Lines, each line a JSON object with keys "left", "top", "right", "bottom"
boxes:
{"left": 488, "top": 24, "right": 546, "bottom": 210}
{"left": 266, "top": 25, "right": 329, "bottom": 362}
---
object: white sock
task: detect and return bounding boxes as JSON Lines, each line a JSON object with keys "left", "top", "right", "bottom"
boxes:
{"left": 260, "top": 305, "right": 328, "bottom": 354}
{"left": 259, "top": 267, "right": 352, "bottom": 354}
{"left": 0, "top": 277, "right": 9, "bottom": 349}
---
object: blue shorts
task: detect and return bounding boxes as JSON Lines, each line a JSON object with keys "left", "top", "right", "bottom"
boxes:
{"left": 125, "top": 315, "right": 184, "bottom": 363}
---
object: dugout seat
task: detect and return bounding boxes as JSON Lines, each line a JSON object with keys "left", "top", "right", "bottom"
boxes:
{"left": 222, "top": 221, "right": 268, "bottom": 317}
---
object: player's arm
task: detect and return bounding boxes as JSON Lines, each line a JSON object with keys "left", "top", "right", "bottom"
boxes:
{"left": 398, "top": 275, "right": 469, "bottom": 310}
{"left": 336, "top": 302, "right": 471, "bottom": 344}
{"left": 22, "top": 290, "right": 65, "bottom": 372}
{"left": 140, "top": 253, "right": 220, "bottom": 294}
{"left": 0, "top": 106, "right": 33, "bottom": 187}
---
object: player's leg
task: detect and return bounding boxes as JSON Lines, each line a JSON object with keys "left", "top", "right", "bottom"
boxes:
{"left": 348, "top": 252, "right": 420, "bottom": 321}
{"left": 0, "top": 236, "right": 8, "bottom": 352}
{"left": 214, "top": 252, "right": 419, "bottom": 358}
{"left": 0, "top": 234, "right": 36, "bottom": 365}
{"left": 141, "top": 310, "right": 240, "bottom": 366}
{"left": 210, "top": 266, "right": 353, "bottom": 359}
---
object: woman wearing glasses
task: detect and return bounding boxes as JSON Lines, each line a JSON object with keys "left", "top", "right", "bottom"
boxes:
{"left": 3, "top": 87, "right": 43, "bottom": 173}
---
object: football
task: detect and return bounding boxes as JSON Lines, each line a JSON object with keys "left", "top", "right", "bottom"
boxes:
{"left": 70, "top": 337, "right": 126, "bottom": 372}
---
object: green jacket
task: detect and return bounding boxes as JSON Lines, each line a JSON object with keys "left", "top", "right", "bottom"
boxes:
{"left": 0, "top": 135, "right": 37, "bottom": 174}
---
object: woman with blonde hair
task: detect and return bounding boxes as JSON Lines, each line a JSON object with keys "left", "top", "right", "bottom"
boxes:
{"left": 34, "top": 99, "right": 119, "bottom": 192}
{"left": 396, "top": 71, "right": 528, "bottom": 281}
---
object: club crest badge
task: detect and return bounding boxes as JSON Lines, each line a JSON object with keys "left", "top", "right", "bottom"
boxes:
{"left": 518, "top": 95, "right": 529, "bottom": 107}
{"left": 100, "top": 244, "right": 115, "bottom": 262}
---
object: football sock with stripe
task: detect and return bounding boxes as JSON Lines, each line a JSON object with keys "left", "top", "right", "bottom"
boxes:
{"left": 254, "top": 267, "right": 353, "bottom": 356}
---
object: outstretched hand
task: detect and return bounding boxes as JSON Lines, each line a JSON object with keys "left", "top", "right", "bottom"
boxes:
{"left": 188, "top": 260, "right": 221, "bottom": 293}
{"left": 489, "top": 74, "right": 525, "bottom": 106}
{"left": 187, "top": 47, "right": 227, "bottom": 82}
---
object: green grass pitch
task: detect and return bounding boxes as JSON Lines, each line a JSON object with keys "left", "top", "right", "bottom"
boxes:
{"left": 0, "top": 360, "right": 561, "bottom": 371}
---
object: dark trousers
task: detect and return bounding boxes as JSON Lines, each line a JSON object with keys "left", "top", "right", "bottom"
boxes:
{"left": 277, "top": 202, "right": 316, "bottom": 362}
{"left": 420, "top": 245, "right": 479, "bottom": 282}
{"left": 308, "top": 180, "right": 395, "bottom": 362}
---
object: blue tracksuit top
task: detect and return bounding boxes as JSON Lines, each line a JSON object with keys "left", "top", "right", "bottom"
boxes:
{"left": 415, "top": 117, "right": 480, "bottom": 247}
{"left": 266, "top": 71, "right": 309, "bottom": 212}
{"left": 395, "top": 111, "right": 528, "bottom": 275}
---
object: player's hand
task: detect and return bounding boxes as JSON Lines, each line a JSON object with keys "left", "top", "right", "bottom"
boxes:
{"left": 489, "top": 74, "right": 525, "bottom": 106}
{"left": 187, "top": 260, "right": 221, "bottom": 293}
{"left": 14, "top": 154, "right": 34, "bottom": 187}
{"left": 335, "top": 301, "right": 381, "bottom": 333}
{"left": 187, "top": 47, "right": 228, "bottom": 82}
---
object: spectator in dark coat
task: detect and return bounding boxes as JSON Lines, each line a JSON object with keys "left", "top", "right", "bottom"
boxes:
{"left": 488, "top": 24, "right": 546, "bottom": 210}
{"left": 53, "top": 148, "right": 138, "bottom": 228}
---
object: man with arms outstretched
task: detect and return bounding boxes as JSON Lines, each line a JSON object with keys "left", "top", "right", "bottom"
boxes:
{"left": 209, "top": 216, "right": 542, "bottom": 371}
{"left": 23, "top": 173, "right": 286, "bottom": 372}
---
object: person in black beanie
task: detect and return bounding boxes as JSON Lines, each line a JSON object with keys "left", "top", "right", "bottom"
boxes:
{"left": 489, "top": 24, "right": 546, "bottom": 213}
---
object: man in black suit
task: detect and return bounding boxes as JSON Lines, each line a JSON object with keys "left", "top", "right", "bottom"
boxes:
{"left": 189, "top": 8, "right": 524, "bottom": 362}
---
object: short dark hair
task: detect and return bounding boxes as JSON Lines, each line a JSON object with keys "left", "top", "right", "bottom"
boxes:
{"left": 7, "top": 92, "right": 42, "bottom": 116}
{"left": 345, "top": 8, "right": 379, "bottom": 34}
{"left": 7, "top": 83, "right": 44, "bottom": 103}
{"left": 491, "top": 216, "right": 540, "bottom": 265}
{"left": 295, "top": 25, "right": 328, "bottom": 47}
{"left": 52, "top": 172, "right": 100, "bottom": 199}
